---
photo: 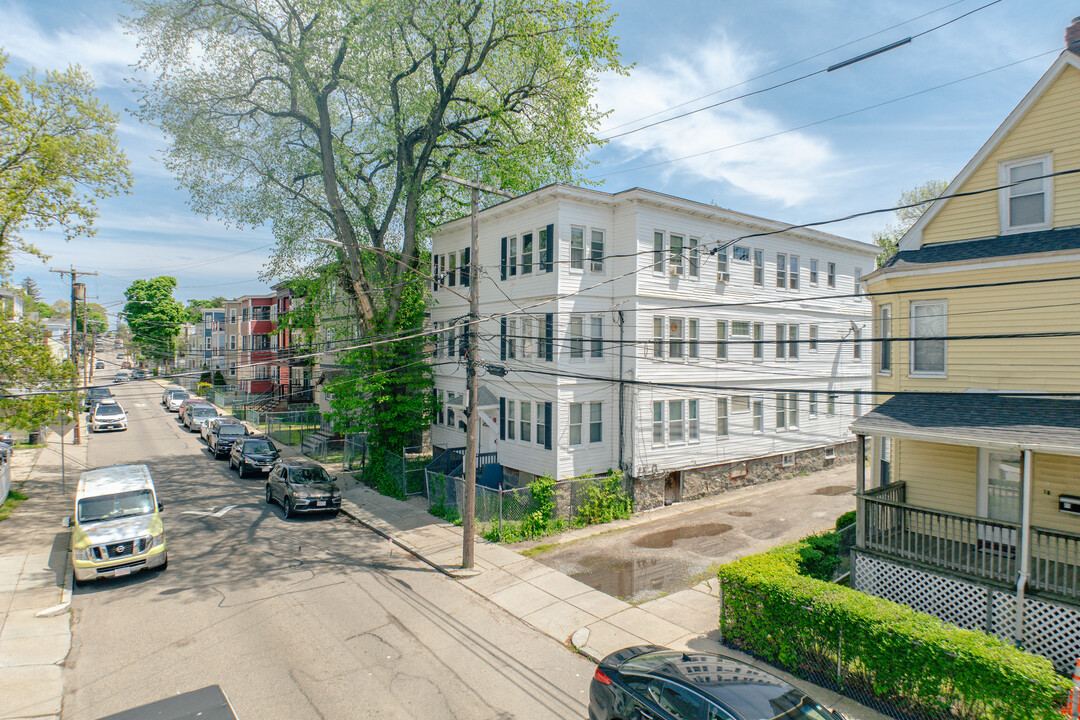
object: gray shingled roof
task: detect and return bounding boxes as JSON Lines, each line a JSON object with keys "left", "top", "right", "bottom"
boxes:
{"left": 883, "top": 226, "right": 1080, "bottom": 271}
{"left": 852, "top": 394, "right": 1080, "bottom": 452}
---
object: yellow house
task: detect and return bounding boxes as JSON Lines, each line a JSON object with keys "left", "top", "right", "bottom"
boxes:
{"left": 852, "top": 22, "right": 1080, "bottom": 673}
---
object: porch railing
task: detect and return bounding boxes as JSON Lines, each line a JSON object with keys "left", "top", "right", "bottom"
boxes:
{"left": 860, "top": 482, "right": 1080, "bottom": 602}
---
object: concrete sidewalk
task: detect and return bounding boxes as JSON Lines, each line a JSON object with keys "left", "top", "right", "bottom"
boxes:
{"left": 0, "top": 426, "right": 84, "bottom": 720}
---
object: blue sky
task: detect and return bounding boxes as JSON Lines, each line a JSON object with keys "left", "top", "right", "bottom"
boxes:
{"left": 2, "top": 0, "right": 1076, "bottom": 318}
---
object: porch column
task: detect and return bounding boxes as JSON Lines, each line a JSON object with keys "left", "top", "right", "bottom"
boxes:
{"left": 1015, "top": 448, "right": 1034, "bottom": 645}
{"left": 856, "top": 434, "right": 866, "bottom": 548}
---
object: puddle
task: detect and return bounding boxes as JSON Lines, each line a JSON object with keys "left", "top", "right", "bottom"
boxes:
{"left": 727, "top": 510, "right": 753, "bottom": 517}
{"left": 568, "top": 556, "right": 687, "bottom": 602}
{"left": 812, "top": 485, "right": 853, "bottom": 496}
{"left": 632, "top": 523, "right": 732, "bottom": 549}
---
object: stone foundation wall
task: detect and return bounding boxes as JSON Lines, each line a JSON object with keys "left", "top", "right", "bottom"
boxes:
{"left": 632, "top": 441, "right": 855, "bottom": 512}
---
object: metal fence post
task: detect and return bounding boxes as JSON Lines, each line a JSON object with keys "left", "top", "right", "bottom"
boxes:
{"left": 498, "top": 483, "right": 504, "bottom": 542}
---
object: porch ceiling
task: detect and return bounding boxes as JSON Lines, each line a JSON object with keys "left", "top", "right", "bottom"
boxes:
{"left": 852, "top": 393, "right": 1080, "bottom": 456}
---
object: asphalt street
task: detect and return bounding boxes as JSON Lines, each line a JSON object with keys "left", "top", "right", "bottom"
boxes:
{"left": 63, "top": 377, "right": 593, "bottom": 720}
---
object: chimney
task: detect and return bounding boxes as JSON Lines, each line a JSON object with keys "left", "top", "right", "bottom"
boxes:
{"left": 1067, "top": 17, "right": 1080, "bottom": 54}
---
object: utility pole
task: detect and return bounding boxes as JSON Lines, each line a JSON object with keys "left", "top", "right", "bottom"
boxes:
{"left": 438, "top": 173, "right": 514, "bottom": 569}
{"left": 50, "top": 267, "right": 97, "bottom": 445}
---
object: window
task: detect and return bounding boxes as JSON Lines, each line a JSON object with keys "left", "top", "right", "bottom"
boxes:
{"left": 854, "top": 267, "right": 862, "bottom": 296}
{"left": 447, "top": 392, "right": 458, "bottom": 427}
{"left": 446, "top": 326, "right": 455, "bottom": 357}
{"left": 229, "top": 335, "right": 236, "bottom": 350}
{"left": 879, "top": 305, "right": 891, "bottom": 372}
{"left": 879, "top": 437, "right": 891, "bottom": 485}
{"left": 437, "top": 390, "right": 444, "bottom": 425}
{"left": 433, "top": 323, "right": 442, "bottom": 358}
{"left": 688, "top": 400, "right": 699, "bottom": 442}
{"left": 669, "top": 318, "right": 685, "bottom": 359}
{"left": 669, "top": 400, "right": 684, "bottom": 442}
{"left": 776, "top": 393, "right": 787, "bottom": 429}
{"left": 570, "top": 227, "right": 584, "bottom": 270}
{"left": 731, "top": 321, "right": 750, "bottom": 337}
{"left": 716, "top": 320, "right": 728, "bottom": 360}
{"left": 448, "top": 252, "right": 457, "bottom": 287}
{"left": 535, "top": 401, "right": 547, "bottom": 445}
{"left": 508, "top": 236, "right": 517, "bottom": 276}
{"left": 590, "top": 230, "right": 605, "bottom": 272}
{"left": 753, "top": 322, "right": 764, "bottom": 360}
{"left": 789, "top": 256, "right": 800, "bottom": 290}
{"left": 688, "top": 319, "right": 699, "bottom": 359}
{"left": 827, "top": 262, "right": 836, "bottom": 288}
{"left": 852, "top": 326, "right": 862, "bottom": 360}
{"left": 752, "top": 398, "right": 764, "bottom": 433}
{"left": 716, "top": 246, "right": 728, "bottom": 280}
{"left": 809, "top": 259, "right": 818, "bottom": 285}
{"left": 782, "top": 454, "right": 795, "bottom": 468}
{"left": 788, "top": 392, "right": 798, "bottom": 428}
{"left": 522, "top": 232, "right": 533, "bottom": 274}
{"left": 733, "top": 245, "right": 750, "bottom": 262}
{"left": 910, "top": 300, "right": 946, "bottom": 375}
{"left": 1001, "top": 155, "right": 1051, "bottom": 231}
{"left": 590, "top": 402, "right": 602, "bottom": 443}
{"left": 670, "top": 234, "right": 684, "bottom": 274}
{"left": 776, "top": 324, "right": 787, "bottom": 359}
{"left": 853, "top": 390, "right": 862, "bottom": 417}
{"left": 731, "top": 395, "right": 750, "bottom": 413}
{"left": 808, "top": 391, "right": 818, "bottom": 416}
{"left": 439, "top": 254, "right": 447, "bottom": 285}
{"left": 827, "top": 393, "right": 837, "bottom": 416}
{"left": 569, "top": 315, "right": 584, "bottom": 359}
{"left": 507, "top": 400, "right": 516, "bottom": 440}
{"left": 653, "top": 231, "right": 665, "bottom": 273}
{"left": 717, "top": 398, "right": 729, "bottom": 436}
{"left": 522, "top": 318, "right": 535, "bottom": 358}
{"left": 538, "top": 228, "right": 549, "bottom": 274}
{"left": 753, "top": 249, "right": 764, "bottom": 286}
{"left": 569, "top": 403, "right": 583, "bottom": 445}
{"left": 507, "top": 319, "right": 517, "bottom": 359}
{"left": 653, "top": 316, "right": 665, "bottom": 358}
{"left": 590, "top": 316, "right": 603, "bottom": 359}
{"left": 652, "top": 401, "right": 664, "bottom": 443}
{"left": 776, "top": 253, "right": 787, "bottom": 288}
{"left": 520, "top": 401, "right": 532, "bottom": 442}
{"left": 688, "top": 237, "right": 699, "bottom": 278}
{"left": 788, "top": 324, "right": 799, "bottom": 359}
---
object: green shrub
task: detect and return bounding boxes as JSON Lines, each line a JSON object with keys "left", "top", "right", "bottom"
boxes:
{"left": 835, "top": 510, "right": 856, "bottom": 530}
{"left": 574, "top": 470, "right": 633, "bottom": 526}
{"left": 795, "top": 532, "right": 841, "bottom": 581}
{"left": 361, "top": 460, "right": 405, "bottom": 500}
{"left": 718, "top": 545, "right": 1069, "bottom": 720}
{"left": 520, "top": 474, "right": 563, "bottom": 538}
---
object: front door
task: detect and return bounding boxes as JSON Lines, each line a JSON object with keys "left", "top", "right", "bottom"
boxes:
{"left": 979, "top": 451, "right": 1021, "bottom": 551}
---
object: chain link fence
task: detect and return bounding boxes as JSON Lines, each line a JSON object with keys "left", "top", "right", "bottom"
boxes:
{"left": 265, "top": 410, "right": 323, "bottom": 447}
{"left": 343, "top": 434, "right": 368, "bottom": 471}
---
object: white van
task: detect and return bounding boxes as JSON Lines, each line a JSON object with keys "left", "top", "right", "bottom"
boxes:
{"left": 70, "top": 464, "right": 167, "bottom": 584}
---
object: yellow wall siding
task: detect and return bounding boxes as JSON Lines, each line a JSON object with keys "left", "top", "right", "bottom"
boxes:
{"left": 1033, "top": 453, "right": 1080, "bottom": 533}
{"left": 899, "top": 440, "right": 977, "bottom": 515}
{"left": 922, "top": 64, "right": 1080, "bottom": 244}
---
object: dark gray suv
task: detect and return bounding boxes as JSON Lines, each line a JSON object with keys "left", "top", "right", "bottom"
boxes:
{"left": 265, "top": 461, "right": 341, "bottom": 519}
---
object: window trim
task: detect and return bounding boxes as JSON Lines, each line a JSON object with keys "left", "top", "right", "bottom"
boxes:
{"left": 809, "top": 258, "right": 818, "bottom": 286}
{"left": 998, "top": 153, "right": 1053, "bottom": 234}
{"left": 909, "top": 299, "right": 947, "bottom": 378}
{"left": 716, "top": 397, "right": 729, "bottom": 437}
{"left": 877, "top": 305, "right": 892, "bottom": 375}
{"left": 569, "top": 402, "right": 583, "bottom": 446}
{"left": 570, "top": 226, "right": 585, "bottom": 271}
{"left": 827, "top": 261, "right": 836, "bottom": 288}
{"left": 590, "top": 229, "right": 605, "bottom": 273}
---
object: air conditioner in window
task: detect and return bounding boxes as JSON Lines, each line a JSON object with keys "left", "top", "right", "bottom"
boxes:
{"left": 717, "top": 272, "right": 730, "bottom": 283}
{"left": 668, "top": 266, "right": 683, "bottom": 277}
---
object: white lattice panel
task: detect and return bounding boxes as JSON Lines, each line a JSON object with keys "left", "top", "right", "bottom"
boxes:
{"left": 854, "top": 552, "right": 1080, "bottom": 673}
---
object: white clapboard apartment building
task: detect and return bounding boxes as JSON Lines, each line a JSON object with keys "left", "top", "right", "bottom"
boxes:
{"left": 429, "top": 185, "right": 878, "bottom": 508}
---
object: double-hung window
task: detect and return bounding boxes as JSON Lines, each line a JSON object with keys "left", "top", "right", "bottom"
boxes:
{"left": 776, "top": 253, "right": 787, "bottom": 288}
{"left": 878, "top": 306, "right": 892, "bottom": 372}
{"left": 653, "top": 231, "right": 666, "bottom": 273}
{"left": 688, "top": 237, "right": 699, "bottom": 278}
{"left": 508, "top": 237, "right": 517, "bottom": 276}
{"left": 448, "top": 253, "right": 457, "bottom": 286}
{"left": 535, "top": 402, "right": 547, "bottom": 445}
{"left": 776, "top": 394, "right": 788, "bottom": 429}
{"left": 507, "top": 401, "right": 516, "bottom": 440}
{"left": 910, "top": 300, "right": 946, "bottom": 375}
{"left": 789, "top": 256, "right": 800, "bottom": 290}
{"left": 753, "top": 249, "right": 764, "bottom": 286}
{"left": 653, "top": 316, "right": 665, "bottom": 358}
{"left": 569, "top": 315, "right": 584, "bottom": 359}
{"left": 854, "top": 267, "right": 862, "bottom": 296}
{"left": 716, "top": 247, "right": 729, "bottom": 281}
{"left": 590, "top": 402, "right": 602, "bottom": 443}
{"left": 716, "top": 398, "right": 729, "bottom": 436}
{"left": 852, "top": 326, "right": 863, "bottom": 360}
{"left": 688, "top": 400, "right": 699, "bottom": 442}
{"left": 569, "top": 403, "right": 583, "bottom": 445}
{"left": 590, "top": 316, "right": 603, "bottom": 359}
{"left": 570, "top": 227, "right": 585, "bottom": 270}
{"left": 753, "top": 322, "right": 764, "bottom": 361}
{"left": 668, "top": 400, "right": 684, "bottom": 442}
{"left": 787, "top": 324, "right": 799, "bottom": 359}
{"left": 669, "top": 318, "right": 685, "bottom": 359}
{"left": 670, "top": 235, "right": 685, "bottom": 275}
{"left": 827, "top": 393, "right": 837, "bottom": 416}
{"left": 432, "top": 324, "right": 441, "bottom": 359}
{"left": 809, "top": 325, "right": 818, "bottom": 351}
{"left": 688, "top": 319, "right": 699, "bottom": 359}
{"left": 809, "top": 259, "right": 818, "bottom": 285}
{"left": 1001, "top": 155, "right": 1052, "bottom": 232}
{"left": 652, "top": 401, "right": 664, "bottom": 443}
{"left": 776, "top": 324, "right": 787, "bottom": 359}
{"left": 522, "top": 318, "right": 534, "bottom": 358}
{"left": 787, "top": 392, "right": 798, "bottom": 428}
{"left": 506, "top": 319, "right": 517, "bottom": 359}
{"left": 522, "top": 232, "right": 533, "bottom": 274}
{"left": 733, "top": 245, "right": 750, "bottom": 262}
{"left": 716, "top": 320, "right": 728, "bottom": 360}
{"left": 808, "top": 391, "right": 818, "bottom": 416}
{"left": 520, "top": 401, "right": 532, "bottom": 442}
{"left": 752, "top": 398, "right": 764, "bottom": 433}
{"left": 590, "top": 230, "right": 605, "bottom": 272}
{"left": 827, "top": 262, "right": 836, "bottom": 288}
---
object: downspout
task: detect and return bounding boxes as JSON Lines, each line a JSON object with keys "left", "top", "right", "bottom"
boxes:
{"left": 1014, "top": 448, "right": 1033, "bottom": 646}
{"left": 617, "top": 309, "right": 625, "bottom": 474}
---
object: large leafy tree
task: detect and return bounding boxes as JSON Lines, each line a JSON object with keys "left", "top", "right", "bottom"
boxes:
{"left": 0, "top": 317, "right": 79, "bottom": 432}
{"left": 123, "top": 277, "right": 189, "bottom": 366}
{"left": 0, "top": 53, "right": 132, "bottom": 273}
{"left": 872, "top": 180, "right": 948, "bottom": 266}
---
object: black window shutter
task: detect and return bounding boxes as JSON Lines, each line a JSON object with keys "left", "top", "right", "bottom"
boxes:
{"left": 500, "top": 237, "right": 508, "bottom": 281}
{"left": 544, "top": 402, "right": 553, "bottom": 449}
{"left": 432, "top": 254, "right": 439, "bottom": 292}
{"left": 499, "top": 398, "right": 506, "bottom": 440}
{"left": 544, "top": 313, "right": 554, "bottom": 361}
{"left": 500, "top": 318, "right": 507, "bottom": 361}
{"left": 544, "top": 223, "right": 554, "bottom": 272}
{"left": 461, "top": 248, "right": 470, "bottom": 287}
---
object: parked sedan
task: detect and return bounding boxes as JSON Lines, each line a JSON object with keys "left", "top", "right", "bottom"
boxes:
{"left": 264, "top": 460, "right": 341, "bottom": 519}
{"left": 164, "top": 391, "right": 190, "bottom": 412}
{"left": 229, "top": 437, "right": 280, "bottom": 478}
{"left": 162, "top": 387, "right": 185, "bottom": 405}
{"left": 207, "top": 422, "right": 247, "bottom": 458}
{"left": 184, "top": 406, "right": 220, "bottom": 433}
{"left": 589, "top": 647, "right": 844, "bottom": 720}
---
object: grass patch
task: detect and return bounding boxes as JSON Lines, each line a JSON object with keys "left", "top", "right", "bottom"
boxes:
{"left": 0, "top": 488, "right": 29, "bottom": 523}
{"left": 13, "top": 442, "right": 46, "bottom": 449}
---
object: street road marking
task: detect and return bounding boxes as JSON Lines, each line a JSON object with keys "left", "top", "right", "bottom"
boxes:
{"left": 181, "top": 505, "right": 239, "bottom": 518}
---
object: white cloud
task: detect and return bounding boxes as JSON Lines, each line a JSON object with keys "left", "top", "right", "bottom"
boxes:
{"left": 595, "top": 37, "right": 836, "bottom": 206}
{"left": 0, "top": 4, "right": 138, "bottom": 86}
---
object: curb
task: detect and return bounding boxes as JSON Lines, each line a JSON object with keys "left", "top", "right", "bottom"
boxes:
{"left": 338, "top": 501, "right": 459, "bottom": 578}
{"left": 35, "top": 554, "right": 73, "bottom": 618}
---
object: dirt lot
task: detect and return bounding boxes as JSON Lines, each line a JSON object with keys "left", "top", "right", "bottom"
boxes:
{"left": 519, "top": 462, "right": 858, "bottom": 603}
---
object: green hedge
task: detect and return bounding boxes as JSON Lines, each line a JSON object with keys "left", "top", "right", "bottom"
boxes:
{"left": 718, "top": 544, "right": 1069, "bottom": 720}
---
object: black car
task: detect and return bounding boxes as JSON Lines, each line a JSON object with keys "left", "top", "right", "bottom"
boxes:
{"left": 265, "top": 460, "right": 341, "bottom": 519}
{"left": 589, "top": 646, "right": 844, "bottom": 720}
{"left": 83, "top": 386, "right": 114, "bottom": 409}
{"left": 208, "top": 422, "right": 247, "bottom": 459}
{"left": 229, "top": 436, "right": 280, "bottom": 478}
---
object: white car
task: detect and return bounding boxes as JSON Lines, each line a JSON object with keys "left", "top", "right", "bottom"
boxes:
{"left": 113, "top": 371, "right": 131, "bottom": 384}
{"left": 165, "top": 392, "right": 190, "bottom": 412}
{"left": 90, "top": 400, "right": 128, "bottom": 432}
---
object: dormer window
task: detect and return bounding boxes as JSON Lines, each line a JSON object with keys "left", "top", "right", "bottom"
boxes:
{"left": 1000, "top": 154, "right": 1051, "bottom": 232}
